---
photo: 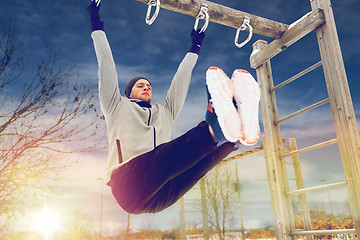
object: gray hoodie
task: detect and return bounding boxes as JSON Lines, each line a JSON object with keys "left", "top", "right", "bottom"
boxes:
{"left": 91, "top": 30, "right": 199, "bottom": 183}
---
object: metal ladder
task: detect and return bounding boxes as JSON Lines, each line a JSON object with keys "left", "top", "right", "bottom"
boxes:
{"left": 250, "top": 0, "right": 360, "bottom": 238}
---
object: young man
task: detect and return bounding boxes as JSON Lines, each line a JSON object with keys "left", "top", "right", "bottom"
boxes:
{"left": 87, "top": 0, "right": 260, "bottom": 214}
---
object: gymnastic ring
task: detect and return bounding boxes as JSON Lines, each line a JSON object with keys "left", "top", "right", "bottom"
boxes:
{"left": 235, "top": 16, "right": 253, "bottom": 48}
{"left": 193, "top": 4, "right": 209, "bottom": 33}
{"left": 146, "top": 0, "right": 160, "bottom": 25}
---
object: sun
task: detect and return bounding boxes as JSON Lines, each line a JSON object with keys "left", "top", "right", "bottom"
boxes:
{"left": 34, "top": 205, "right": 61, "bottom": 238}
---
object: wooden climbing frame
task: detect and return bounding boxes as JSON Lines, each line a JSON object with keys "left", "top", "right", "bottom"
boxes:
{"left": 135, "top": 0, "right": 360, "bottom": 239}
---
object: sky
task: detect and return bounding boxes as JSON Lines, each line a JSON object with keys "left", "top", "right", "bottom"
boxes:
{"left": 1, "top": 0, "right": 360, "bottom": 237}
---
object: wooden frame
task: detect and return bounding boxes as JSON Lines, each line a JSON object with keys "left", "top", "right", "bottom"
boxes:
{"left": 136, "top": 0, "right": 360, "bottom": 238}
{"left": 251, "top": 0, "right": 360, "bottom": 238}
{"left": 310, "top": 0, "right": 360, "bottom": 236}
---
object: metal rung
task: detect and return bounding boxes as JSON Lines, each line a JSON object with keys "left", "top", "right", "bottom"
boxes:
{"left": 287, "top": 181, "right": 346, "bottom": 195}
{"left": 271, "top": 61, "right": 322, "bottom": 92}
{"left": 277, "top": 98, "right": 329, "bottom": 124}
{"left": 291, "top": 228, "right": 356, "bottom": 236}
{"left": 281, "top": 138, "right": 337, "bottom": 158}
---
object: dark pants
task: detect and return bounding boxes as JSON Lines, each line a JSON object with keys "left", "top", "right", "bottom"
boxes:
{"left": 109, "top": 121, "right": 237, "bottom": 214}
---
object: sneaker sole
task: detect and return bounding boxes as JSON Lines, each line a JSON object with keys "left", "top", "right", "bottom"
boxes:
{"left": 232, "top": 69, "right": 260, "bottom": 145}
{"left": 206, "top": 67, "right": 242, "bottom": 142}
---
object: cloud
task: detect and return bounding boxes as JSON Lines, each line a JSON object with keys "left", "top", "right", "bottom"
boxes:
{"left": 4, "top": 0, "right": 360, "bottom": 234}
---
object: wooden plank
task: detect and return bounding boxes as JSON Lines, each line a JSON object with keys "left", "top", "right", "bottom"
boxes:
{"left": 287, "top": 181, "right": 346, "bottom": 195}
{"left": 199, "top": 179, "right": 209, "bottom": 240}
{"left": 272, "top": 61, "right": 323, "bottom": 91}
{"left": 292, "top": 229, "right": 356, "bottom": 236}
{"left": 276, "top": 98, "right": 329, "bottom": 124}
{"left": 135, "top": 0, "right": 288, "bottom": 39}
{"left": 250, "top": 9, "right": 325, "bottom": 68}
{"left": 179, "top": 197, "right": 185, "bottom": 240}
{"left": 253, "top": 40, "right": 294, "bottom": 240}
{"left": 289, "top": 138, "right": 313, "bottom": 240}
{"left": 311, "top": 0, "right": 360, "bottom": 236}
{"left": 281, "top": 138, "right": 337, "bottom": 158}
{"left": 221, "top": 145, "right": 263, "bottom": 164}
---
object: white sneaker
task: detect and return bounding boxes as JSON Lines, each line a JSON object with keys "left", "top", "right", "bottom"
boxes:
{"left": 231, "top": 69, "right": 260, "bottom": 145}
{"left": 206, "top": 67, "right": 243, "bottom": 142}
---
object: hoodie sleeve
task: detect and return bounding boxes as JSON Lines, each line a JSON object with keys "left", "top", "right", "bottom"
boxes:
{"left": 91, "top": 30, "right": 121, "bottom": 117}
{"left": 163, "top": 52, "right": 199, "bottom": 121}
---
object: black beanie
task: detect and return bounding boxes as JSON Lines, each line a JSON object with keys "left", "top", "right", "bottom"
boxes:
{"left": 125, "top": 76, "right": 150, "bottom": 98}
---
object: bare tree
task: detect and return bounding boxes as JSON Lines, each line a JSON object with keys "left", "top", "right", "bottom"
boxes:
{"left": 0, "top": 19, "right": 103, "bottom": 228}
{"left": 205, "top": 165, "right": 236, "bottom": 240}
{"left": 57, "top": 209, "right": 94, "bottom": 239}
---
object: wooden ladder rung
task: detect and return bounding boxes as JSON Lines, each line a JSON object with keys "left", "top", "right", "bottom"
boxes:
{"left": 277, "top": 98, "right": 330, "bottom": 124}
{"left": 291, "top": 228, "right": 356, "bottom": 236}
{"left": 272, "top": 61, "right": 322, "bottom": 92}
{"left": 281, "top": 138, "right": 337, "bottom": 158}
{"left": 287, "top": 181, "right": 346, "bottom": 195}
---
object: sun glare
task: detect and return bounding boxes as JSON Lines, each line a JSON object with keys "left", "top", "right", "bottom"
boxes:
{"left": 34, "top": 205, "right": 61, "bottom": 238}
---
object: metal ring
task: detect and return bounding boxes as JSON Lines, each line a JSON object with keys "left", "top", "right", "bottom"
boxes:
{"left": 145, "top": 0, "right": 160, "bottom": 25}
{"left": 194, "top": 4, "right": 209, "bottom": 33}
{"left": 235, "top": 16, "right": 253, "bottom": 48}
{"left": 95, "top": 0, "right": 101, "bottom": 7}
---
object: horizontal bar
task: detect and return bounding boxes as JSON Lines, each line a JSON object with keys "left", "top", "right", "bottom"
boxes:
{"left": 281, "top": 138, "right": 337, "bottom": 158}
{"left": 272, "top": 61, "right": 322, "bottom": 91}
{"left": 283, "top": 146, "right": 291, "bottom": 152}
{"left": 135, "top": 0, "right": 288, "bottom": 39}
{"left": 276, "top": 98, "right": 330, "bottom": 124}
{"left": 250, "top": 8, "right": 325, "bottom": 68}
{"left": 222, "top": 145, "right": 264, "bottom": 164}
{"left": 222, "top": 139, "right": 286, "bottom": 164}
{"left": 291, "top": 228, "right": 356, "bottom": 236}
{"left": 287, "top": 181, "right": 346, "bottom": 195}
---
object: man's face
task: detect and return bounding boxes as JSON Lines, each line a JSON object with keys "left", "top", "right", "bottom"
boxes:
{"left": 129, "top": 79, "right": 152, "bottom": 103}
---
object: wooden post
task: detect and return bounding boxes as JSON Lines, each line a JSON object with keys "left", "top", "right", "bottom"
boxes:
{"left": 235, "top": 162, "right": 245, "bottom": 240}
{"left": 179, "top": 197, "right": 186, "bottom": 240}
{"left": 253, "top": 40, "right": 295, "bottom": 240}
{"left": 200, "top": 178, "right": 209, "bottom": 240}
{"left": 289, "top": 138, "right": 313, "bottom": 240}
{"left": 135, "top": 0, "right": 288, "bottom": 39}
{"left": 310, "top": 0, "right": 360, "bottom": 236}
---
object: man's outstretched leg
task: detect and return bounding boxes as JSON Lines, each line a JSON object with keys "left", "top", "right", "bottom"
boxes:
{"left": 109, "top": 121, "right": 222, "bottom": 214}
{"left": 143, "top": 141, "right": 236, "bottom": 213}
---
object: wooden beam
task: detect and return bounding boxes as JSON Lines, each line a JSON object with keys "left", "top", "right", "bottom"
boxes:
{"left": 311, "top": 0, "right": 360, "bottom": 236}
{"left": 292, "top": 229, "right": 356, "bottom": 236}
{"left": 250, "top": 8, "right": 325, "bottom": 68}
{"left": 135, "top": 0, "right": 288, "bottom": 39}
{"left": 254, "top": 40, "right": 294, "bottom": 240}
{"left": 281, "top": 138, "right": 337, "bottom": 158}
{"left": 276, "top": 98, "right": 329, "bottom": 124}
{"left": 289, "top": 138, "right": 313, "bottom": 240}
{"left": 287, "top": 181, "right": 347, "bottom": 195}
{"left": 221, "top": 144, "right": 263, "bottom": 164}
{"left": 200, "top": 179, "right": 209, "bottom": 240}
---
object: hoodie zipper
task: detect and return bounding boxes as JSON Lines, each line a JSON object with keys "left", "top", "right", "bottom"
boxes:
{"left": 147, "top": 108, "right": 156, "bottom": 148}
